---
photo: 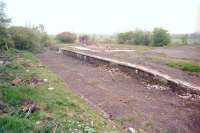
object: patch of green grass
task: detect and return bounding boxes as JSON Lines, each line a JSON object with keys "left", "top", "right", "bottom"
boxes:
{"left": 167, "top": 63, "right": 200, "bottom": 72}
{"left": 0, "top": 84, "right": 37, "bottom": 106}
{"left": 0, "top": 49, "right": 121, "bottom": 133}
{"left": 146, "top": 54, "right": 200, "bottom": 72}
{"left": 0, "top": 116, "right": 34, "bottom": 133}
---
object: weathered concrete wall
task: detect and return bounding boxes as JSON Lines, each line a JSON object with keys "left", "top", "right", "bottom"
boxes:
{"left": 62, "top": 49, "right": 200, "bottom": 95}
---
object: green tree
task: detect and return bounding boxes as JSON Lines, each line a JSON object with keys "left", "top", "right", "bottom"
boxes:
{"left": 8, "top": 25, "right": 54, "bottom": 52}
{"left": 56, "top": 32, "right": 77, "bottom": 43}
{"left": 117, "top": 30, "right": 152, "bottom": 45}
{"left": 134, "top": 30, "right": 151, "bottom": 45}
{"left": 0, "top": 1, "right": 11, "bottom": 51}
{"left": 152, "top": 28, "right": 171, "bottom": 46}
{"left": 181, "top": 34, "right": 188, "bottom": 45}
{"left": 8, "top": 26, "right": 40, "bottom": 51}
{"left": 117, "top": 32, "right": 134, "bottom": 44}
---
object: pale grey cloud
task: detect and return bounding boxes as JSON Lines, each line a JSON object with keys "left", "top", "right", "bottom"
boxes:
{"left": 5, "top": 0, "right": 200, "bottom": 34}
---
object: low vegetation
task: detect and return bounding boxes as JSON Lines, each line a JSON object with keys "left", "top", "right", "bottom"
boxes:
{"left": 0, "top": 2, "right": 54, "bottom": 53}
{"left": 56, "top": 32, "right": 77, "bottom": 43}
{"left": 146, "top": 54, "right": 200, "bottom": 72}
{"left": 152, "top": 28, "right": 171, "bottom": 46}
{"left": 167, "top": 62, "right": 200, "bottom": 72}
{"left": 117, "top": 30, "right": 152, "bottom": 46}
{"left": 0, "top": 49, "right": 120, "bottom": 133}
{"left": 8, "top": 25, "right": 54, "bottom": 52}
{"left": 117, "top": 28, "right": 171, "bottom": 47}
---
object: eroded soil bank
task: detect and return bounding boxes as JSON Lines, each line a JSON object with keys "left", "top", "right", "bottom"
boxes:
{"left": 39, "top": 50, "right": 200, "bottom": 133}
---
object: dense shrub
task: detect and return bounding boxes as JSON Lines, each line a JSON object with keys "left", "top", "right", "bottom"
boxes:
{"left": 8, "top": 26, "right": 40, "bottom": 51}
{"left": 181, "top": 34, "right": 188, "bottom": 45}
{"left": 134, "top": 30, "right": 151, "bottom": 45}
{"left": 8, "top": 26, "right": 54, "bottom": 52}
{"left": 117, "top": 32, "right": 135, "bottom": 44}
{"left": 152, "top": 28, "right": 171, "bottom": 46}
{"left": 56, "top": 32, "right": 76, "bottom": 43}
{"left": 117, "top": 30, "right": 151, "bottom": 45}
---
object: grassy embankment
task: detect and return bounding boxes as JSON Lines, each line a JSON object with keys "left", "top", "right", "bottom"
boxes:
{"left": 0, "top": 49, "right": 121, "bottom": 133}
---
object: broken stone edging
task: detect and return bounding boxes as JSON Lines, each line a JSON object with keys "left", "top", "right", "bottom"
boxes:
{"left": 61, "top": 49, "right": 200, "bottom": 96}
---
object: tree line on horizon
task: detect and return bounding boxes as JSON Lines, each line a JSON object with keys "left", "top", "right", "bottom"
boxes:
{"left": 0, "top": 1, "right": 54, "bottom": 53}
{"left": 55, "top": 30, "right": 200, "bottom": 47}
{"left": 0, "top": 0, "right": 199, "bottom": 52}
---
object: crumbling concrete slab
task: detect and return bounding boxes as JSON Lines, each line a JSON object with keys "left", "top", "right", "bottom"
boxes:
{"left": 61, "top": 48, "right": 200, "bottom": 96}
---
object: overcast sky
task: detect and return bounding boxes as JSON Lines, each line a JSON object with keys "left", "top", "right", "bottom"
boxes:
{"left": 5, "top": 0, "right": 200, "bottom": 34}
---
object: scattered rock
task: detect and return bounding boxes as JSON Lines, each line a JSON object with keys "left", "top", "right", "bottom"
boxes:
{"left": 38, "top": 64, "right": 45, "bottom": 68}
{"left": 11, "top": 77, "right": 22, "bottom": 86}
{"left": 0, "top": 101, "right": 8, "bottom": 113}
{"left": 48, "top": 87, "right": 55, "bottom": 90}
{"left": 146, "top": 84, "right": 167, "bottom": 91}
{"left": 26, "top": 69, "right": 30, "bottom": 72}
{"left": 24, "top": 77, "right": 44, "bottom": 86}
{"left": 4, "top": 60, "right": 11, "bottom": 65}
{"left": 0, "top": 60, "right": 11, "bottom": 66}
{"left": 128, "top": 127, "right": 137, "bottom": 133}
{"left": 135, "top": 69, "right": 138, "bottom": 74}
{"left": 22, "top": 62, "right": 34, "bottom": 67}
{"left": 11, "top": 77, "right": 44, "bottom": 86}
{"left": 177, "top": 93, "right": 192, "bottom": 99}
{"left": 56, "top": 48, "right": 63, "bottom": 54}
{"left": 20, "top": 100, "right": 39, "bottom": 118}
{"left": 36, "top": 121, "right": 41, "bottom": 125}
{"left": 0, "top": 61, "right": 4, "bottom": 65}
{"left": 43, "top": 79, "right": 48, "bottom": 82}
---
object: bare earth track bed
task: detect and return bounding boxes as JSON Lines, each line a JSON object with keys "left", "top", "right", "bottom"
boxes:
{"left": 39, "top": 50, "right": 200, "bottom": 133}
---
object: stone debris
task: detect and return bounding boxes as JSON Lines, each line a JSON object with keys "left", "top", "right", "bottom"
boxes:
{"left": 0, "top": 61, "right": 3, "bottom": 65}
{"left": 177, "top": 93, "right": 200, "bottom": 101}
{"left": 20, "top": 100, "right": 39, "bottom": 118}
{"left": 36, "top": 121, "right": 41, "bottom": 125}
{"left": 56, "top": 48, "right": 63, "bottom": 54}
{"left": 26, "top": 69, "right": 30, "bottom": 72}
{"left": 11, "top": 77, "right": 22, "bottom": 86}
{"left": 24, "top": 77, "right": 44, "bottom": 86}
{"left": 0, "top": 60, "right": 11, "bottom": 65}
{"left": 43, "top": 78, "right": 48, "bottom": 82}
{"left": 11, "top": 77, "right": 44, "bottom": 86}
{"left": 48, "top": 87, "right": 55, "bottom": 90}
{"left": 38, "top": 64, "right": 45, "bottom": 68}
{"left": 128, "top": 127, "right": 137, "bottom": 133}
{"left": 177, "top": 93, "right": 192, "bottom": 99}
{"left": 146, "top": 84, "right": 167, "bottom": 91}
{"left": 22, "top": 62, "right": 34, "bottom": 67}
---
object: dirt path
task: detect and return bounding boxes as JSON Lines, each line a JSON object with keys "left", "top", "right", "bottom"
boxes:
{"left": 39, "top": 50, "right": 200, "bottom": 133}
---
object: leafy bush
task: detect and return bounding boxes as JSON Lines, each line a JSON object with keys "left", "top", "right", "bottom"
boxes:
{"left": 152, "top": 28, "right": 171, "bottom": 46}
{"left": 117, "top": 31, "right": 134, "bottom": 44}
{"left": 117, "top": 30, "right": 151, "bottom": 45}
{"left": 8, "top": 26, "right": 40, "bottom": 51}
{"left": 134, "top": 30, "right": 151, "bottom": 45}
{"left": 56, "top": 32, "right": 76, "bottom": 43}
{"left": 181, "top": 34, "right": 188, "bottom": 45}
{"left": 8, "top": 26, "right": 54, "bottom": 52}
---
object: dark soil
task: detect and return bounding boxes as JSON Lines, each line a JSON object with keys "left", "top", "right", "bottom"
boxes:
{"left": 39, "top": 50, "right": 200, "bottom": 133}
{"left": 151, "top": 45, "right": 200, "bottom": 61}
